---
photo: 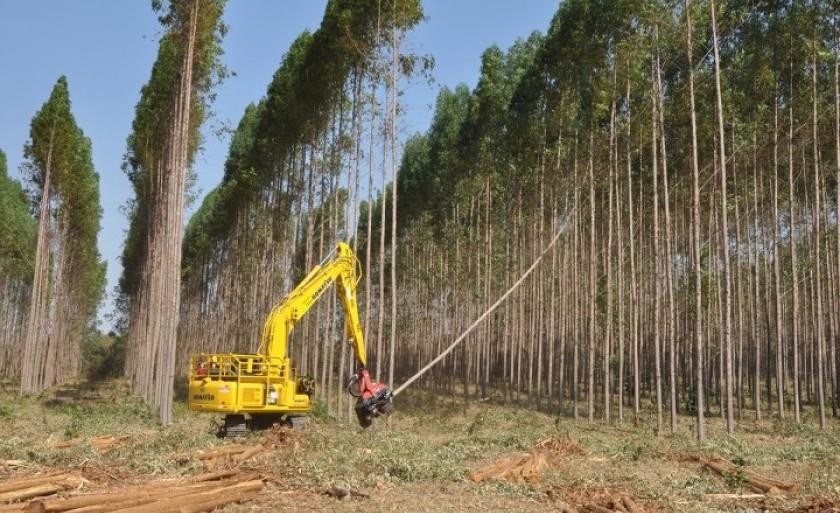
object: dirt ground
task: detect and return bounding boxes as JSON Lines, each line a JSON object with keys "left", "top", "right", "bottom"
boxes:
{"left": 0, "top": 381, "right": 838, "bottom": 512}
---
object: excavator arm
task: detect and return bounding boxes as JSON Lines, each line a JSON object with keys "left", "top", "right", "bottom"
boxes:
{"left": 258, "top": 242, "right": 392, "bottom": 427}
{"left": 258, "top": 242, "right": 366, "bottom": 365}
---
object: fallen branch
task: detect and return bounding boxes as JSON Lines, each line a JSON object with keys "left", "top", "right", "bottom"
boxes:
{"left": 704, "top": 493, "right": 766, "bottom": 500}
{"left": 701, "top": 456, "right": 798, "bottom": 496}
{"left": 190, "top": 445, "right": 251, "bottom": 461}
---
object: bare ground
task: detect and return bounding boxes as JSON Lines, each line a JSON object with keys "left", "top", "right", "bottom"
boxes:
{"left": 0, "top": 381, "right": 838, "bottom": 513}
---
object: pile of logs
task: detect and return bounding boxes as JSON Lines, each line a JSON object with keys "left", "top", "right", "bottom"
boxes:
{"left": 0, "top": 470, "right": 262, "bottom": 513}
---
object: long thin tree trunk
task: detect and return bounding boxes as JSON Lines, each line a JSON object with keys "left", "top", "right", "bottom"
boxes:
{"left": 789, "top": 56, "right": 801, "bottom": 423}
{"left": 710, "top": 0, "right": 734, "bottom": 434}
{"left": 811, "top": 38, "right": 827, "bottom": 430}
{"left": 388, "top": 2, "right": 399, "bottom": 386}
{"left": 685, "top": 0, "right": 705, "bottom": 441}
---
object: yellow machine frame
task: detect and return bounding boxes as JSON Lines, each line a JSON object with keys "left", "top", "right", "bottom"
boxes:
{"left": 187, "top": 243, "right": 368, "bottom": 422}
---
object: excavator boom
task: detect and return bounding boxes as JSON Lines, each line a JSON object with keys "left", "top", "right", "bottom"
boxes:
{"left": 187, "top": 242, "right": 392, "bottom": 433}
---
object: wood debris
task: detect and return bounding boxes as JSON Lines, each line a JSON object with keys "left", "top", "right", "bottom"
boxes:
{"left": 699, "top": 456, "right": 798, "bottom": 495}
{"left": 0, "top": 472, "right": 85, "bottom": 505}
{"left": 549, "top": 487, "right": 649, "bottom": 513}
{"left": 576, "top": 493, "right": 646, "bottom": 513}
{"left": 788, "top": 498, "right": 840, "bottom": 513}
{"left": 19, "top": 470, "right": 262, "bottom": 513}
{"left": 533, "top": 437, "right": 586, "bottom": 457}
{"left": 704, "top": 493, "right": 766, "bottom": 500}
{"left": 176, "top": 444, "right": 267, "bottom": 470}
{"left": 469, "top": 436, "right": 585, "bottom": 484}
{"left": 468, "top": 450, "right": 549, "bottom": 484}
{"left": 323, "top": 486, "right": 370, "bottom": 500}
{"left": 52, "top": 436, "right": 131, "bottom": 453}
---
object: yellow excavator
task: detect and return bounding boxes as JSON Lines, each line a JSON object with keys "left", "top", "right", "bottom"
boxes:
{"left": 187, "top": 242, "right": 393, "bottom": 435}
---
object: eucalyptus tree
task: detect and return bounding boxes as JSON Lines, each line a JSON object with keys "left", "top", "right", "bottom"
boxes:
{"left": 120, "top": 0, "right": 225, "bottom": 424}
{"left": 178, "top": 0, "right": 424, "bottom": 420}
{"left": 19, "top": 77, "right": 104, "bottom": 394}
{"left": 367, "top": 0, "right": 840, "bottom": 434}
{"left": 0, "top": 149, "right": 35, "bottom": 380}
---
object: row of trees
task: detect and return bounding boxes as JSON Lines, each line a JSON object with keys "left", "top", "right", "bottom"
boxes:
{"left": 375, "top": 0, "right": 839, "bottom": 438}
{"left": 0, "top": 149, "right": 35, "bottom": 381}
{"left": 118, "top": 0, "right": 226, "bottom": 425}
{"left": 12, "top": 77, "right": 105, "bottom": 394}
{"left": 175, "top": 0, "right": 424, "bottom": 423}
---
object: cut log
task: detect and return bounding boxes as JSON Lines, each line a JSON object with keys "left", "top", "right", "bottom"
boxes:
{"left": 186, "top": 471, "right": 238, "bottom": 483}
{"left": 581, "top": 504, "right": 613, "bottom": 513}
{"left": 0, "top": 476, "right": 84, "bottom": 503}
{"left": 108, "top": 480, "right": 262, "bottom": 513}
{"left": 233, "top": 446, "right": 264, "bottom": 463}
{"left": 705, "top": 493, "right": 766, "bottom": 500}
{"left": 26, "top": 480, "right": 233, "bottom": 513}
{"left": 89, "top": 436, "right": 130, "bottom": 453}
{"left": 621, "top": 495, "right": 645, "bottom": 513}
{"left": 0, "top": 473, "right": 67, "bottom": 494}
{"left": 0, "top": 484, "right": 67, "bottom": 503}
{"left": 170, "top": 490, "right": 258, "bottom": 513}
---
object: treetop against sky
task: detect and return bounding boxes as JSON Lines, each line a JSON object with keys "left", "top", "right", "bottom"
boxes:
{"left": 0, "top": 0, "right": 558, "bottom": 329}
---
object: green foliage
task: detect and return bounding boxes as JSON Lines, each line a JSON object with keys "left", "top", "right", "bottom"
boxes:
{"left": 22, "top": 76, "right": 105, "bottom": 337}
{"left": 82, "top": 332, "right": 126, "bottom": 381}
{"left": 181, "top": 0, "right": 425, "bottom": 280}
{"left": 0, "top": 149, "right": 35, "bottom": 280}
{"left": 120, "top": 0, "right": 227, "bottom": 301}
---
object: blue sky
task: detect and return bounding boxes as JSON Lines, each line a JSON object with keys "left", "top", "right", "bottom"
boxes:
{"left": 0, "top": 0, "right": 558, "bottom": 328}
